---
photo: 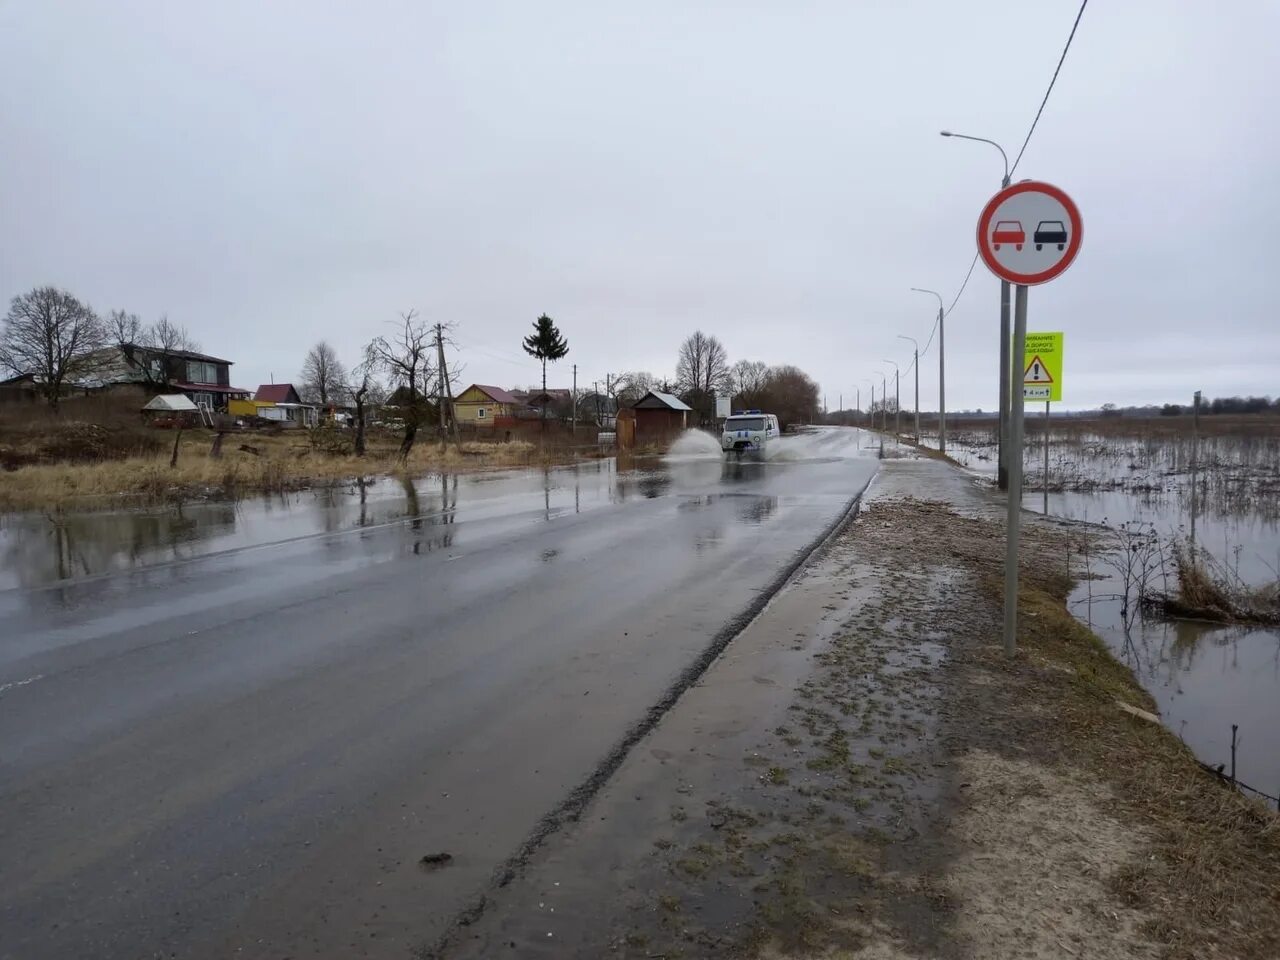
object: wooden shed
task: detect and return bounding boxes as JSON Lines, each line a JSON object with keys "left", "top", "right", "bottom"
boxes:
{"left": 622, "top": 391, "right": 692, "bottom": 449}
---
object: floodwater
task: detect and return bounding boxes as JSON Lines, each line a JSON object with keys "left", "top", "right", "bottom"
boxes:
{"left": 0, "top": 428, "right": 878, "bottom": 592}
{"left": 0, "top": 428, "right": 882, "bottom": 959}
{"left": 925, "top": 423, "right": 1280, "bottom": 799}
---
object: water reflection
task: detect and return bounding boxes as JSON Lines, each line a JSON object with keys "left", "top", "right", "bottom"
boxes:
{"left": 0, "top": 441, "right": 809, "bottom": 591}
{"left": 1075, "top": 568, "right": 1280, "bottom": 801}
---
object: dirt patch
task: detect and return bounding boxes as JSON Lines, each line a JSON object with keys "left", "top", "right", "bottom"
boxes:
{"left": 948, "top": 750, "right": 1158, "bottom": 959}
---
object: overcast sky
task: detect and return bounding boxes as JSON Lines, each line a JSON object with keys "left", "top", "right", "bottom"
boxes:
{"left": 2, "top": 1, "right": 1277, "bottom": 410}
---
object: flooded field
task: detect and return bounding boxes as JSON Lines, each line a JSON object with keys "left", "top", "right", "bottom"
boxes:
{"left": 928, "top": 417, "right": 1280, "bottom": 799}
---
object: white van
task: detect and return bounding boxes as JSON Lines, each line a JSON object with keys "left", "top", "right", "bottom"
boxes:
{"left": 721, "top": 411, "right": 781, "bottom": 454}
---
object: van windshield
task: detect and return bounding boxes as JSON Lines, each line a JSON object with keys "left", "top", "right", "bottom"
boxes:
{"left": 726, "top": 417, "right": 765, "bottom": 431}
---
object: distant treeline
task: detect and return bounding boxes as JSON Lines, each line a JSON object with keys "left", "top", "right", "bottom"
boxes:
{"left": 1143, "top": 396, "right": 1277, "bottom": 417}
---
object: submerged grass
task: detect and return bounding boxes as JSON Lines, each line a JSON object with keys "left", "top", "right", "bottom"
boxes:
{"left": 1143, "top": 538, "right": 1280, "bottom": 626}
{"left": 0, "top": 430, "right": 585, "bottom": 510}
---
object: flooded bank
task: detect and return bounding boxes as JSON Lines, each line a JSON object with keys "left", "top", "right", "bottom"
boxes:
{"left": 923, "top": 422, "right": 1280, "bottom": 800}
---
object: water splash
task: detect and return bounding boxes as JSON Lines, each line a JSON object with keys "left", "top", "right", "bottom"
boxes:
{"left": 665, "top": 429, "right": 723, "bottom": 460}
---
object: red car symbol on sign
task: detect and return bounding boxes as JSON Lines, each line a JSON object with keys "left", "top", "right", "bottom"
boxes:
{"left": 992, "top": 220, "right": 1025, "bottom": 251}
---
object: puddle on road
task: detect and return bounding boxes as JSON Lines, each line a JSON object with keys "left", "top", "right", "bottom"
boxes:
{"left": 0, "top": 429, "right": 878, "bottom": 590}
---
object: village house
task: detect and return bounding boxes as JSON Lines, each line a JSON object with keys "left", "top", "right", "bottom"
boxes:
{"left": 228, "top": 384, "right": 319, "bottom": 427}
{"left": 90, "top": 343, "right": 250, "bottom": 413}
{"left": 454, "top": 384, "right": 521, "bottom": 427}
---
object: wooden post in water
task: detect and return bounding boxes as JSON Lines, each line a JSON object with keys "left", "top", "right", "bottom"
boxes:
{"left": 1191, "top": 390, "right": 1201, "bottom": 546}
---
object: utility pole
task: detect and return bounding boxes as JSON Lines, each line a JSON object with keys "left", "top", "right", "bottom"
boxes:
{"left": 856, "top": 387, "right": 860, "bottom": 425}
{"left": 434, "top": 323, "right": 459, "bottom": 448}
{"left": 572, "top": 363, "right": 577, "bottom": 436}
{"left": 838, "top": 392, "right": 842, "bottom": 426}
{"left": 895, "top": 371, "right": 901, "bottom": 435}
{"left": 435, "top": 323, "right": 447, "bottom": 443}
{"left": 898, "top": 335, "right": 920, "bottom": 442}
{"left": 938, "top": 301, "right": 946, "bottom": 453}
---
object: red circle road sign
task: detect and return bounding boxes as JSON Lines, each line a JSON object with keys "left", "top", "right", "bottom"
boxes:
{"left": 976, "top": 181, "right": 1082, "bottom": 285}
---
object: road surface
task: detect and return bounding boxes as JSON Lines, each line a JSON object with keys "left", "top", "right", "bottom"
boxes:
{"left": 0, "top": 428, "right": 878, "bottom": 959}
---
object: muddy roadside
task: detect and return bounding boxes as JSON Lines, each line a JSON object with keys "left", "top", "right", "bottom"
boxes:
{"left": 430, "top": 457, "right": 1280, "bottom": 959}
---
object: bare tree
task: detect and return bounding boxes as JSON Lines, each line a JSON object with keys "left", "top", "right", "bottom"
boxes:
{"left": 729, "top": 359, "right": 769, "bottom": 403}
{"left": 105, "top": 309, "right": 201, "bottom": 388}
{"left": 346, "top": 352, "right": 385, "bottom": 457}
{"left": 675, "top": 330, "right": 730, "bottom": 422}
{"left": 612, "top": 371, "right": 662, "bottom": 406}
{"left": 366, "top": 310, "right": 435, "bottom": 459}
{"left": 107, "top": 309, "right": 144, "bottom": 345}
{"left": 149, "top": 314, "right": 199, "bottom": 353}
{"left": 757, "top": 365, "right": 820, "bottom": 431}
{"left": 300, "top": 340, "right": 348, "bottom": 407}
{"left": 0, "top": 287, "right": 107, "bottom": 410}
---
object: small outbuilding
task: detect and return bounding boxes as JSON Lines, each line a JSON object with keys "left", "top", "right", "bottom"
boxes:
{"left": 142, "top": 393, "right": 200, "bottom": 427}
{"left": 621, "top": 391, "right": 692, "bottom": 449}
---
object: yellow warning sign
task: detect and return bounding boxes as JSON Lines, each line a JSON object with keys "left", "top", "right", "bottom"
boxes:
{"left": 1023, "top": 332, "right": 1063, "bottom": 402}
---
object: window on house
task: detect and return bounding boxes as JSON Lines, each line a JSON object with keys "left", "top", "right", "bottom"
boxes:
{"left": 186, "top": 360, "right": 218, "bottom": 383}
{"left": 193, "top": 392, "right": 215, "bottom": 409}
{"left": 477, "top": 407, "right": 487, "bottom": 419}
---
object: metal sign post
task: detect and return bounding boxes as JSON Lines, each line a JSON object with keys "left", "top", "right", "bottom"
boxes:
{"left": 977, "top": 181, "right": 1083, "bottom": 656}
{"left": 1043, "top": 400, "right": 1051, "bottom": 515}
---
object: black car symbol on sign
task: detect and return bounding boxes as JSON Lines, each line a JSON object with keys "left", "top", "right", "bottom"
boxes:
{"left": 1034, "top": 220, "right": 1068, "bottom": 252}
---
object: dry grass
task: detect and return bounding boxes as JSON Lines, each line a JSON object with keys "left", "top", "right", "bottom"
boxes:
{"left": 852, "top": 495, "right": 1280, "bottom": 958}
{"left": 997, "top": 534, "right": 1280, "bottom": 959}
{"left": 0, "top": 427, "right": 590, "bottom": 510}
{"left": 1144, "top": 539, "right": 1280, "bottom": 626}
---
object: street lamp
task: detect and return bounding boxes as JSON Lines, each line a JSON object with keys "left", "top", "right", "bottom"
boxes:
{"left": 881, "top": 359, "right": 900, "bottom": 436}
{"left": 941, "top": 129, "right": 1012, "bottom": 490}
{"left": 862, "top": 379, "right": 876, "bottom": 431}
{"left": 910, "top": 288, "right": 946, "bottom": 454}
{"left": 873, "top": 370, "right": 888, "bottom": 432}
{"left": 897, "top": 334, "right": 920, "bottom": 442}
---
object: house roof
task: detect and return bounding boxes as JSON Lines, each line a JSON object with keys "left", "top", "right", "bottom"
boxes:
{"left": 121, "top": 342, "right": 233, "bottom": 365}
{"left": 173, "top": 382, "right": 250, "bottom": 394}
{"left": 142, "top": 393, "right": 199, "bottom": 412}
{"left": 634, "top": 390, "right": 693, "bottom": 411}
{"left": 255, "top": 383, "right": 300, "bottom": 403}
{"left": 465, "top": 384, "right": 521, "bottom": 405}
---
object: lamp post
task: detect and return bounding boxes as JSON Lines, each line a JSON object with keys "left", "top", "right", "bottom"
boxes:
{"left": 910, "top": 287, "right": 946, "bottom": 453}
{"left": 897, "top": 334, "right": 920, "bottom": 441}
{"left": 863, "top": 379, "right": 875, "bottom": 431}
{"left": 881, "top": 359, "right": 900, "bottom": 436}
{"left": 941, "top": 129, "right": 1012, "bottom": 488}
{"left": 875, "top": 371, "right": 888, "bottom": 432}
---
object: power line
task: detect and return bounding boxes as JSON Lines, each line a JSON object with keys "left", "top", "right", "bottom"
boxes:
{"left": 913, "top": 0, "right": 1088, "bottom": 366}
{"left": 1010, "top": 0, "right": 1090, "bottom": 175}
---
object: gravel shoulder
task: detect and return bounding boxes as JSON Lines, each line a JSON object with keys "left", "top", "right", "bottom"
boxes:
{"left": 434, "top": 456, "right": 1280, "bottom": 960}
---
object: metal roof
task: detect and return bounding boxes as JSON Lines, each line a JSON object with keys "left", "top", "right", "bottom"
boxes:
{"left": 255, "top": 383, "right": 300, "bottom": 403}
{"left": 635, "top": 390, "right": 692, "bottom": 411}
{"left": 121, "top": 342, "right": 233, "bottom": 365}
{"left": 465, "top": 384, "right": 521, "bottom": 405}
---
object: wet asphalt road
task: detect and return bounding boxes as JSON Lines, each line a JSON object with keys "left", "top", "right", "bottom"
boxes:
{"left": 0, "top": 428, "right": 878, "bottom": 959}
